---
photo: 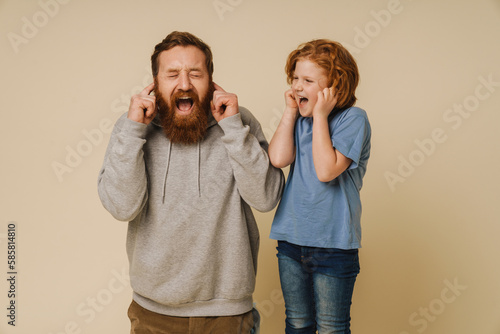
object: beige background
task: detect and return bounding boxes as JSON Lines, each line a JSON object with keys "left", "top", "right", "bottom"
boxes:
{"left": 1, "top": 0, "right": 499, "bottom": 333}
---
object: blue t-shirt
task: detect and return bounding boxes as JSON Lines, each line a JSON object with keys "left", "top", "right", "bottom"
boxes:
{"left": 270, "top": 106, "right": 371, "bottom": 249}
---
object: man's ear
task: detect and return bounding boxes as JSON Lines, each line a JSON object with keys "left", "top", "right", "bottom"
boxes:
{"left": 208, "top": 80, "right": 216, "bottom": 102}
{"left": 152, "top": 77, "right": 160, "bottom": 96}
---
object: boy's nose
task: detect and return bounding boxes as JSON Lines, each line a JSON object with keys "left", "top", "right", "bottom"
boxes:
{"left": 293, "top": 82, "right": 303, "bottom": 91}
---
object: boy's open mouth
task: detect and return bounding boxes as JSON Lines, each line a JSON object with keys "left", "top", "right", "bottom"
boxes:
{"left": 176, "top": 97, "right": 194, "bottom": 113}
{"left": 298, "top": 96, "right": 308, "bottom": 107}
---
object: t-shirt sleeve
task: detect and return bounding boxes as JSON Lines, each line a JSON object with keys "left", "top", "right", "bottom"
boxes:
{"left": 331, "top": 110, "right": 370, "bottom": 170}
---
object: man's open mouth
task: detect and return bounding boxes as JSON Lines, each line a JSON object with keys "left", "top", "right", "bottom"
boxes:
{"left": 176, "top": 97, "right": 194, "bottom": 112}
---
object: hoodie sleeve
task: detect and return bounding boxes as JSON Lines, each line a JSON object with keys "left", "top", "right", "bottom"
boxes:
{"left": 217, "top": 107, "right": 285, "bottom": 212}
{"left": 97, "top": 114, "right": 149, "bottom": 221}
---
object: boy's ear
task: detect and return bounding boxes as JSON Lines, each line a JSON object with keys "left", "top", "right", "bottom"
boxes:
{"left": 331, "top": 78, "right": 339, "bottom": 89}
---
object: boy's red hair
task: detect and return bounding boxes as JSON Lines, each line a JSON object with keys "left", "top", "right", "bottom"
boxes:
{"left": 285, "top": 39, "right": 359, "bottom": 110}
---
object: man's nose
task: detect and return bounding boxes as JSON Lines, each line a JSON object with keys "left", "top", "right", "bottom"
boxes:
{"left": 178, "top": 72, "right": 191, "bottom": 90}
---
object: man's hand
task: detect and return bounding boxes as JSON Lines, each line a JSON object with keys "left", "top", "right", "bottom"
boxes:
{"left": 127, "top": 83, "right": 157, "bottom": 125}
{"left": 211, "top": 83, "right": 239, "bottom": 122}
{"left": 312, "top": 86, "right": 338, "bottom": 119}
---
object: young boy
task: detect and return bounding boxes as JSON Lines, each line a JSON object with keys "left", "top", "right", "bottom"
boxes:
{"left": 268, "top": 39, "right": 371, "bottom": 333}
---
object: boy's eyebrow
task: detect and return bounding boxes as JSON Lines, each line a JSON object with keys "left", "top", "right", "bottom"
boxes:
{"left": 295, "top": 74, "right": 316, "bottom": 80}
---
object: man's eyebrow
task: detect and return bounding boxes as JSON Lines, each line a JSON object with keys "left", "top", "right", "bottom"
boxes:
{"left": 165, "top": 67, "right": 204, "bottom": 73}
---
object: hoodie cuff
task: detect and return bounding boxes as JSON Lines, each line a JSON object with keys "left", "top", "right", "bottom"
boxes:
{"left": 217, "top": 113, "right": 244, "bottom": 134}
{"left": 121, "top": 117, "right": 149, "bottom": 139}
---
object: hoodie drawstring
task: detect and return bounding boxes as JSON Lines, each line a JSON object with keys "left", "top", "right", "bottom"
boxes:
{"left": 162, "top": 141, "right": 201, "bottom": 203}
{"left": 197, "top": 142, "right": 201, "bottom": 197}
{"left": 162, "top": 141, "right": 172, "bottom": 204}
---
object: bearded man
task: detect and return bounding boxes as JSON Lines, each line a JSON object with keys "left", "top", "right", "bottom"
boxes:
{"left": 97, "top": 31, "right": 284, "bottom": 333}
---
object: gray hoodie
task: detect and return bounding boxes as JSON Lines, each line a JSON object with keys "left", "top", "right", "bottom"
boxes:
{"left": 98, "top": 107, "right": 284, "bottom": 317}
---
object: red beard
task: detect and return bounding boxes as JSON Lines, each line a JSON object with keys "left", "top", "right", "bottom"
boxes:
{"left": 155, "top": 82, "right": 214, "bottom": 144}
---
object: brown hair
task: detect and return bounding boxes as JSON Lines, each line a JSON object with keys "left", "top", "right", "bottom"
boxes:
{"left": 285, "top": 39, "right": 359, "bottom": 110}
{"left": 151, "top": 31, "right": 214, "bottom": 80}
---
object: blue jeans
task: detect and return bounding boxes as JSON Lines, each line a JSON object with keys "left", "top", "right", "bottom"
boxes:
{"left": 277, "top": 241, "right": 360, "bottom": 334}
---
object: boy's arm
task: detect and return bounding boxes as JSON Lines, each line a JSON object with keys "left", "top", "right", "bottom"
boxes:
{"left": 312, "top": 116, "right": 352, "bottom": 182}
{"left": 312, "top": 87, "right": 352, "bottom": 182}
{"left": 268, "top": 90, "right": 299, "bottom": 168}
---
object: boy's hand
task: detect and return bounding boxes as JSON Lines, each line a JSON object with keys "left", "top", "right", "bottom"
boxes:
{"left": 284, "top": 89, "right": 298, "bottom": 109}
{"left": 312, "top": 86, "right": 338, "bottom": 119}
{"left": 284, "top": 89, "right": 299, "bottom": 118}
